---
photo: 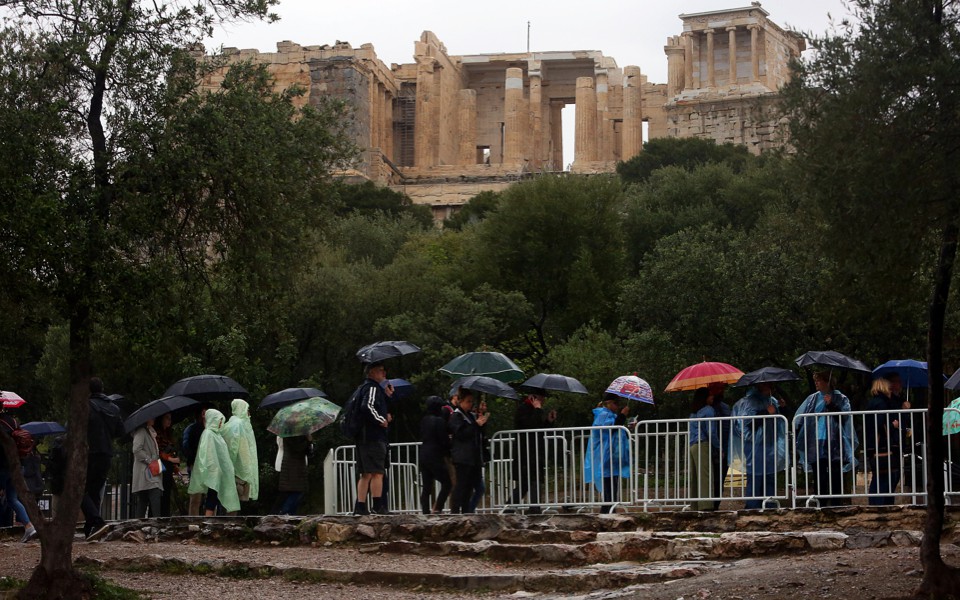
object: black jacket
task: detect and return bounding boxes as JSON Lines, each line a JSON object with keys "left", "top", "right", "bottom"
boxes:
{"left": 88, "top": 393, "right": 123, "bottom": 457}
{"left": 354, "top": 379, "right": 389, "bottom": 443}
{"left": 449, "top": 409, "right": 483, "bottom": 466}
{"left": 420, "top": 397, "right": 451, "bottom": 468}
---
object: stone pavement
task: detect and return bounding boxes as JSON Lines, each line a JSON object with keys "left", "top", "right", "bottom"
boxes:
{"left": 49, "top": 505, "right": 955, "bottom": 593}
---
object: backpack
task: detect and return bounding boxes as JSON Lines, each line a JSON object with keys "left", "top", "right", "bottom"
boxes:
{"left": 1, "top": 419, "right": 35, "bottom": 458}
{"left": 338, "top": 387, "right": 366, "bottom": 441}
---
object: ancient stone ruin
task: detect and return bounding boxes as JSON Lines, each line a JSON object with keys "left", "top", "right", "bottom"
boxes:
{"left": 202, "top": 3, "right": 805, "bottom": 218}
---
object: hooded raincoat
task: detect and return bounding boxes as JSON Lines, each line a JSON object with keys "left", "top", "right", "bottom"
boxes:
{"left": 584, "top": 406, "right": 631, "bottom": 491}
{"left": 222, "top": 399, "right": 259, "bottom": 501}
{"left": 730, "top": 388, "right": 787, "bottom": 476}
{"left": 794, "top": 390, "right": 859, "bottom": 473}
{"left": 187, "top": 409, "right": 240, "bottom": 512}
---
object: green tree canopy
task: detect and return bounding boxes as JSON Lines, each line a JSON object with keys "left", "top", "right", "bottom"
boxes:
{"left": 616, "top": 137, "right": 755, "bottom": 185}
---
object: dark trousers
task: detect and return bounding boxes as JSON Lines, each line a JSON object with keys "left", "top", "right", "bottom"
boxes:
{"left": 868, "top": 463, "right": 902, "bottom": 506}
{"left": 133, "top": 488, "right": 161, "bottom": 518}
{"left": 81, "top": 454, "right": 111, "bottom": 534}
{"left": 420, "top": 461, "right": 452, "bottom": 514}
{"left": 712, "top": 455, "right": 730, "bottom": 510}
{"left": 815, "top": 457, "right": 847, "bottom": 507}
{"left": 600, "top": 476, "right": 620, "bottom": 514}
{"left": 451, "top": 463, "right": 483, "bottom": 514}
{"left": 744, "top": 473, "right": 777, "bottom": 509}
{"left": 160, "top": 468, "right": 175, "bottom": 516}
{"left": 278, "top": 492, "right": 303, "bottom": 515}
{"left": 510, "top": 463, "right": 543, "bottom": 510}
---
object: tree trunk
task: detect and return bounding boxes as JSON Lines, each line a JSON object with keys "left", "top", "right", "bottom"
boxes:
{"left": 917, "top": 220, "right": 960, "bottom": 598}
{"left": 19, "top": 310, "right": 95, "bottom": 599}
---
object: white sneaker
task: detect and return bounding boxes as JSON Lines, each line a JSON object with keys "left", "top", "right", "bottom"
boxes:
{"left": 86, "top": 523, "right": 110, "bottom": 542}
{"left": 19, "top": 526, "right": 37, "bottom": 543}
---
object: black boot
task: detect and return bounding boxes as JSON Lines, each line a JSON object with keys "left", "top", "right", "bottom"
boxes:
{"left": 353, "top": 501, "right": 369, "bottom": 516}
{"left": 371, "top": 495, "right": 390, "bottom": 515}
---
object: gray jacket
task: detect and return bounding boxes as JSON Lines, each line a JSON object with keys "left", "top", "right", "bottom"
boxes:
{"left": 131, "top": 426, "right": 163, "bottom": 493}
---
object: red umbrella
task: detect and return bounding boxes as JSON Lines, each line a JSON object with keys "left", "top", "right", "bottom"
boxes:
{"left": 664, "top": 362, "right": 744, "bottom": 392}
{"left": 0, "top": 391, "right": 26, "bottom": 409}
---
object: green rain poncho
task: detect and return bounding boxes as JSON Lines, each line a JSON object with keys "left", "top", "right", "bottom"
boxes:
{"left": 187, "top": 409, "right": 240, "bottom": 512}
{"left": 222, "top": 398, "right": 259, "bottom": 500}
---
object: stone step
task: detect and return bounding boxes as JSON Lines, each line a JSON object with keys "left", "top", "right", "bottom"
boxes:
{"left": 356, "top": 529, "right": 923, "bottom": 566}
{"left": 73, "top": 553, "right": 728, "bottom": 593}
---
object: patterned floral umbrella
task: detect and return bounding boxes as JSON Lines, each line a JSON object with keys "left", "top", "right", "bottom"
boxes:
{"left": 267, "top": 397, "right": 341, "bottom": 438}
{"left": 605, "top": 375, "right": 654, "bottom": 405}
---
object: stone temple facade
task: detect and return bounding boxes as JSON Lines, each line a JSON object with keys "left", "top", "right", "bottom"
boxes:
{"left": 202, "top": 3, "right": 804, "bottom": 219}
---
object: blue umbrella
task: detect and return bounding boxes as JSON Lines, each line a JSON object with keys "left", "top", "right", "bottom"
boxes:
{"left": 873, "top": 359, "right": 935, "bottom": 389}
{"left": 20, "top": 421, "right": 66, "bottom": 438}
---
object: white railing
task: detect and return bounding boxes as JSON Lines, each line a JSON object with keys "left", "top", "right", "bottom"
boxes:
{"left": 634, "top": 414, "right": 790, "bottom": 512}
{"left": 323, "top": 408, "right": 960, "bottom": 514}
{"left": 487, "top": 426, "right": 633, "bottom": 513}
{"left": 792, "top": 408, "right": 928, "bottom": 508}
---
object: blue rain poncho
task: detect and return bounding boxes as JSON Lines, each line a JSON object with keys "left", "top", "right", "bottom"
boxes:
{"left": 584, "top": 406, "right": 632, "bottom": 491}
{"left": 222, "top": 399, "right": 259, "bottom": 500}
{"left": 730, "top": 388, "right": 787, "bottom": 475}
{"left": 187, "top": 409, "right": 240, "bottom": 512}
{"left": 793, "top": 390, "right": 859, "bottom": 473}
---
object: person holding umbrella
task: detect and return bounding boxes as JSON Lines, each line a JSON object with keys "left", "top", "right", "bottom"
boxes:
{"left": 449, "top": 387, "right": 488, "bottom": 513}
{"left": 688, "top": 388, "right": 718, "bottom": 511}
{"left": 350, "top": 361, "right": 394, "bottom": 516}
{"left": 419, "top": 396, "right": 452, "bottom": 514}
{"left": 794, "top": 371, "right": 858, "bottom": 507}
{"left": 865, "top": 377, "right": 904, "bottom": 505}
{"left": 511, "top": 391, "right": 557, "bottom": 514}
{"left": 584, "top": 393, "right": 631, "bottom": 513}
{"left": 0, "top": 408, "right": 37, "bottom": 542}
{"left": 731, "top": 382, "right": 787, "bottom": 509}
{"left": 82, "top": 377, "right": 124, "bottom": 540}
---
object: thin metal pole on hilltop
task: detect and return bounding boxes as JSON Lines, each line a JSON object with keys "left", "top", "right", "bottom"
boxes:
{"left": 527, "top": 21, "right": 530, "bottom": 53}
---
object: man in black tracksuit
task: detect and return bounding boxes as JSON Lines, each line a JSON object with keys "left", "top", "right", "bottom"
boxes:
{"left": 352, "top": 362, "right": 393, "bottom": 515}
{"left": 82, "top": 377, "right": 123, "bottom": 539}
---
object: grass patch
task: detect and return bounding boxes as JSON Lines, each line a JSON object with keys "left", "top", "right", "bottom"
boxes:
{"left": 0, "top": 576, "right": 25, "bottom": 592}
{"left": 80, "top": 572, "right": 146, "bottom": 600}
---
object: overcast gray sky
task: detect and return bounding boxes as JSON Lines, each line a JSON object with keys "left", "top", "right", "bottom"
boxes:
{"left": 207, "top": 0, "right": 853, "bottom": 83}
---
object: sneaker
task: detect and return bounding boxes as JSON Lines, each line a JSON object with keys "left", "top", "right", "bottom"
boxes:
{"left": 86, "top": 523, "right": 111, "bottom": 542}
{"left": 20, "top": 526, "right": 37, "bottom": 543}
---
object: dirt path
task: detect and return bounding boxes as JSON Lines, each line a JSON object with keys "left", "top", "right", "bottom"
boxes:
{"left": 2, "top": 539, "right": 958, "bottom": 599}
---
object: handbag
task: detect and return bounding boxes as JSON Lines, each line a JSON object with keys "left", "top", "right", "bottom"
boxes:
{"left": 147, "top": 458, "right": 164, "bottom": 477}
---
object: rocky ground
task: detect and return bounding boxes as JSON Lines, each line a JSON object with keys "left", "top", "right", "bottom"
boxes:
{"left": 1, "top": 508, "right": 958, "bottom": 599}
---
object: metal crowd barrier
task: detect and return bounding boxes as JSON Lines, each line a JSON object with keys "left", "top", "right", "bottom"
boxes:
{"left": 487, "top": 426, "right": 634, "bottom": 513}
{"left": 323, "top": 408, "right": 960, "bottom": 515}
{"left": 634, "top": 414, "right": 790, "bottom": 512}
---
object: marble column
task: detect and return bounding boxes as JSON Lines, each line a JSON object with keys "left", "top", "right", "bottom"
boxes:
{"left": 414, "top": 58, "right": 437, "bottom": 167}
{"left": 749, "top": 24, "right": 761, "bottom": 82}
{"left": 727, "top": 26, "right": 738, "bottom": 85}
{"left": 458, "top": 89, "right": 477, "bottom": 165}
{"left": 503, "top": 67, "right": 525, "bottom": 165}
{"left": 595, "top": 70, "right": 610, "bottom": 161}
{"left": 574, "top": 76, "right": 597, "bottom": 164}
{"left": 705, "top": 29, "right": 716, "bottom": 88}
{"left": 529, "top": 70, "right": 543, "bottom": 170}
{"left": 682, "top": 31, "right": 694, "bottom": 90}
{"left": 550, "top": 101, "right": 563, "bottom": 170}
{"left": 665, "top": 38, "right": 685, "bottom": 97}
{"left": 621, "top": 66, "right": 643, "bottom": 161}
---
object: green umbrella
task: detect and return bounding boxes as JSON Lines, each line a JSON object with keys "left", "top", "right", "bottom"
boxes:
{"left": 944, "top": 397, "right": 960, "bottom": 436}
{"left": 267, "top": 397, "right": 341, "bottom": 438}
{"left": 438, "top": 351, "right": 524, "bottom": 383}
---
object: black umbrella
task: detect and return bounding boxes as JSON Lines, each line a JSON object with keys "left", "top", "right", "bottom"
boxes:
{"left": 123, "top": 395, "right": 199, "bottom": 434}
{"left": 733, "top": 367, "right": 801, "bottom": 388}
{"left": 260, "top": 387, "right": 327, "bottom": 410}
{"left": 164, "top": 374, "right": 249, "bottom": 404}
{"left": 795, "top": 350, "right": 872, "bottom": 374}
{"left": 449, "top": 375, "right": 518, "bottom": 400}
{"left": 356, "top": 340, "right": 421, "bottom": 364}
{"left": 945, "top": 368, "right": 960, "bottom": 391}
{"left": 520, "top": 373, "right": 588, "bottom": 395}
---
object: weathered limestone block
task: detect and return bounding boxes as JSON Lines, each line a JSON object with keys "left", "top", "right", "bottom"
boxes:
{"left": 803, "top": 531, "right": 848, "bottom": 550}
{"left": 314, "top": 522, "right": 355, "bottom": 543}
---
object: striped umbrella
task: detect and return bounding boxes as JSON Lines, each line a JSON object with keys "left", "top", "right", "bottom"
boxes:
{"left": 665, "top": 361, "right": 744, "bottom": 393}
